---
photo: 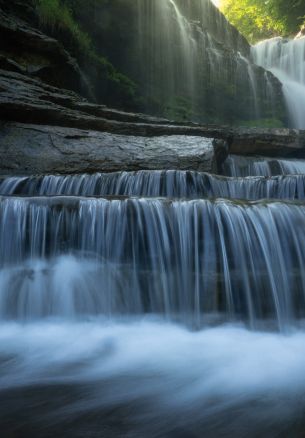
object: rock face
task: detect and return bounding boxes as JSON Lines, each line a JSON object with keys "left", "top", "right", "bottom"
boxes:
{"left": 0, "top": 122, "right": 223, "bottom": 175}
{"left": 228, "top": 127, "right": 305, "bottom": 157}
{"left": 0, "top": 1, "right": 303, "bottom": 175}
{"left": 1, "top": 65, "right": 305, "bottom": 175}
{"left": 0, "top": 6, "right": 91, "bottom": 97}
{"left": 0, "top": 69, "right": 169, "bottom": 128}
{"left": 90, "top": 0, "right": 286, "bottom": 124}
{"left": 0, "top": 0, "right": 287, "bottom": 126}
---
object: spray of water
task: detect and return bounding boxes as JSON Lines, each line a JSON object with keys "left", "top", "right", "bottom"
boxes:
{"left": 252, "top": 37, "right": 305, "bottom": 129}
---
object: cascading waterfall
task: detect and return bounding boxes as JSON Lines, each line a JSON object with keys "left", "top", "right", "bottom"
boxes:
{"left": 136, "top": 0, "right": 197, "bottom": 108}
{"left": 252, "top": 37, "right": 305, "bottom": 129}
{"left": 1, "top": 2, "right": 305, "bottom": 431}
{"left": 2, "top": 155, "right": 305, "bottom": 436}
{"left": 2, "top": 195, "right": 305, "bottom": 328}
{"left": 223, "top": 154, "right": 305, "bottom": 177}
{"left": 2, "top": 153, "right": 305, "bottom": 436}
{"left": 135, "top": 0, "right": 279, "bottom": 123}
{"left": 3, "top": 170, "right": 305, "bottom": 200}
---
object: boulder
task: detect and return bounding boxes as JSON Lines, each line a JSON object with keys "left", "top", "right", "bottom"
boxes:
{"left": 0, "top": 122, "right": 226, "bottom": 175}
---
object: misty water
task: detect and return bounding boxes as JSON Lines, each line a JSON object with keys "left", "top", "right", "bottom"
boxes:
{"left": 2, "top": 154, "right": 305, "bottom": 436}
{"left": 2, "top": 319, "right": 305, "bottom": 437}
{"left": 252, "top": 36, "right": 305, "bottom": 129}
{"left": 2, "top": 1, "right": 305, "bottom": 437}
{"left": 135, "top": 0, "right": 277, "bottom": 122}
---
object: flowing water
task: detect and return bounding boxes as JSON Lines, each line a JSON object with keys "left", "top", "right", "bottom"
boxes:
{"left": 135, "top": 0, "right": 277, "bottom": 122}
{"left": 2, "top": 151, "right": 305, "bottom": 436}
{"left": 252, "top": 37, "right": 305, "bottom": 129}
{"left": 0, "top": 2, "right": 304, "bottom": 436}
{"left": 2, "top": 170, "right": 305, "bottom": 200}
{"left": 223, "top": 154, "right": 305, "bottom": 177}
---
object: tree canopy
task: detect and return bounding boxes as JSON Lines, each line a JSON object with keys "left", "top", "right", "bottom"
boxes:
{"left": 220, "top": 0, "right": 305, "bottom": 43}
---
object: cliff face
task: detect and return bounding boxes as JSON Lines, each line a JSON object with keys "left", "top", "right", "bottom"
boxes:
{"left": 0, "top": 0, "right": 287, "bottom": 127}
{"left": 84, "top": 0, "right": 286, "bottom": 125}
{"left": 0, "top": 5, "right": 91, "bottom": 97}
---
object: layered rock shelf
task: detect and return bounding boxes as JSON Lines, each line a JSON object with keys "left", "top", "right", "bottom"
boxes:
{"left": 1, "top": 66, "right": 305, "bottom": 174}
{"left": 0, "top": 122, "right": 224, "bottom": 174}
{"left": 0, "top": 1, "right": 304, "bottom": 175}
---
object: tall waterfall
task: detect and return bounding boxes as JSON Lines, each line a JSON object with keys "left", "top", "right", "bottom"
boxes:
{"left": 252, "top": 37, "right": 305, "bottom": 129}
{"left": 133, "top": 0, "right": 281, "bottom": 123}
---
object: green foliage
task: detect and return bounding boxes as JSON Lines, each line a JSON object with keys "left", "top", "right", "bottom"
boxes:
{"left": 93, "top": 53, "right": 137, "bottom": 98}
{"left": 33, "top": 0, "right": 138, "bottom": 106}
{"left": 163, "top": 96, "right": 195, "bottom": 122}
{"left": 220, "top": 0, "right": 305, "bottom": 42}
{"left": 33, "top": 0, "right": 91, "bottom": 52}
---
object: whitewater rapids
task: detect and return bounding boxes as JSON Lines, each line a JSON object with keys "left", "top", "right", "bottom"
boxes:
{"left": 1, "top": 319, "right": 305, "bottom": 437}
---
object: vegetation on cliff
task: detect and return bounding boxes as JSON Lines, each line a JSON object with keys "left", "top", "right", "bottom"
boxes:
{"left": 30, "top": 0, "right": 286, "bottom": 125}
{"left": 220, "top": 0, "right": 305, "bottom": 43}
{"left": 33, "top": 0, "right": 139, "bottom": 108}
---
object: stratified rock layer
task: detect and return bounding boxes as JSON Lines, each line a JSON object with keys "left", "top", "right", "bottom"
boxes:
{"left": 1, "top": 64, "right": 305, "bottom": 174}
{"left": 0, "top": 122, "right": 223, "bottom": 175}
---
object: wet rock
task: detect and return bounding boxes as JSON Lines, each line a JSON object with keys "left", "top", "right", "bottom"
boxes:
{"left": 1, "top": 66, "right": 305, "bottom": 177}
{"left": 228, "top": 127, "right": 305, "bottom": 158}
{"left": 0, "top": 8, "right": 91, "bottom": 97}
{"left": 0, "top": 122, "right": 224, "bottom": 175}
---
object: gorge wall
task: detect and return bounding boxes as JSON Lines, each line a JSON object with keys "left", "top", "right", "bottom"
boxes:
{"left": 0, "top": 0, "right": 304, "bottom": 177}
{"left": 0, "top": 0, "right": 287, "bottom": 126}
{"left": 84, "top": 0, "right": 287, "bottom": 125}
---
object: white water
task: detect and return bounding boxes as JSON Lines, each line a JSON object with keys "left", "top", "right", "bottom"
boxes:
{"left": 252, "top": 37, "right": 305, "bottom": 129}
{"left": 224, "top": 154, "right": 305, "bottom": 177}
{"left": 1, "top": 319, "right": 305, "bottom": 436}
{"left": 2, "top": 177, "right": 305, "bottom": 435}
{"left": 3, "top": 170, "right": 305, "bottom": 200}
{"left": 2, "top": 197, "right": 305, "bottom": 329}
{"left": 136, "top": 0, "right": 275, "bottom": 122}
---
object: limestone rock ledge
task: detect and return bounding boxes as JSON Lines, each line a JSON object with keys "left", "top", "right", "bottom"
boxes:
{"left": 1, "top": 68, "right": 305, "bottom": 175}
{"left": 0, "top": 122, "right": 224, "bottom": 175}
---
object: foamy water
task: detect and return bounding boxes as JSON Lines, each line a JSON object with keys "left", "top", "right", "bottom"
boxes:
{"left": 1, "top": 319, "right": 305, "bottom": 437}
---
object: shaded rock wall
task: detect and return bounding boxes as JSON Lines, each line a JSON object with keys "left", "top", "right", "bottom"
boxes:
{"left": 87, "top": 0, "right": 286, "bottom": 125}
{"left": 0, "top": 66, "right": 304, "bottom": 175}
{"left": 0, "top": 5, "right": 92, "bottom": 98}
{"left": 0, "top": 0, "right": 287, "bottom": 126}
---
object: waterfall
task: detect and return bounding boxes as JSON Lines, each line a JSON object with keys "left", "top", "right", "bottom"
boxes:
{"left": 2, "top": 159, "right": 305, "bottom": 434}
{"left": 252, "top": 37, "right": 305, "bottom": 129}
{"left": 1, "top": 195, "right": 305, "bottom": 329}
{"left": 223, "top": 154, "right": 305, "bottom": 177}
{"left": 136, "top": 0, "right": 197, "bottom": 114}
{"left": 135, "top": 0, "right": 279, "bottom": 123}
{"left": 2, "top": 171, "right": 305, "bottom": 200}
{"left": 1, "top": 2, "right": 305, "bottom": 432}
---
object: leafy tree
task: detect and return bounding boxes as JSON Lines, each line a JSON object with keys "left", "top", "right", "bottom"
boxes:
{"left": 220, "top": 0, "right": 305, "bottom": 43}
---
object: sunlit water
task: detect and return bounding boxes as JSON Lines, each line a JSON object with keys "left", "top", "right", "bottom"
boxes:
{"left": 252, "top": 37, "right": 305, "bottom": 129}
{"left": 136, "top": 0, "right": 275, "bottom": 121}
